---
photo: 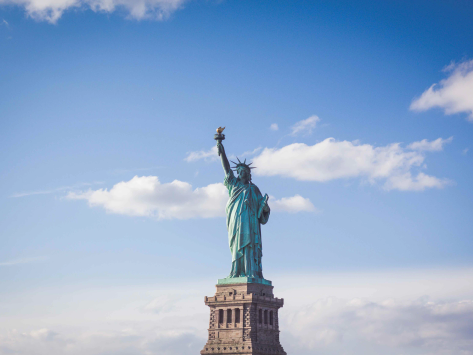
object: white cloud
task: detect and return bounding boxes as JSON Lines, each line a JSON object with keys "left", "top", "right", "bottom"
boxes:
{"left": 11, "top": 182, "right": 102, "bottom": 198}
{"left": 291, "top": 115, "right": 320, "bottom": 136}
{"left": 384, "top": 172, "right": 450, "bottom": 191}
{"left": 407, "top": 136, "right": 453, "bottom": 151}
{"left": 283, "top": 297, "right": 473, "bottom": 354}
{"left": 143, "top": 294, "right": 178, "bottom": 314}
{"left": 29, "top": 329, "right": 58, "bottom": 341}
{"left": 463, "top": 148, "right": 469, "bottom": 155}
{"left": 185, "top": 146, "right": 262, "bottom": 163}
{"left": 270, "top": 194, "right": 318, "bottom": 213}
{"left": 184, "top": 146, "right": 219, "bottom": 162}
{"left": 237, "top": 147, "right": 262, "bottom": 159}
{"left": 0, "top": 0, "right": 186, "bottom": 23}
{"left": 0, "top": 256, "right": 47, "bottom": 266}
{"left": 67, "top": 175, "right": 314, "bottom": 219}
{"left": 253, "top": 138, "right": 450, "bottom": 191}
{"left": 270, "top": 123, "right": 279, "bottom": 131}
{"left": 1, "top": 268, "right": 473, "bottom": 355}
{"left": 67, "top": 176, "right": 227, "bottom": 219}
{"left": 276, "top": 268, "right": 473, "bottom": 355}
{"left": 410, "top": 59, "right": 473, "bottom": 121}
{"left": 0, "top": 327, "right": 203, "bottom": 355}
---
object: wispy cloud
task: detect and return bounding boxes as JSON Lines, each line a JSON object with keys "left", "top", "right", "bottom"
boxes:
{"left": 253, "top": 137, "right": 452, "bottom": 191}
{"left": 463, "top": 148, "right": 469, "bottom": 155}
{"left": 184, "top": 146, "right": 219, "bottom": 162}
{"left": 270, "top": 123, "right": 279, "bottom": 131}
{"left": 291, "top": 115, "right": 320, "bottom": 136}
{"left": 0, "top": 0, "right": 187, "bottom": 24}
{"left": 237, "top": 147, "right": 262, "bottom": 159}
{"left": 11, "top": 182, "right": 103, "bottom": 198}
{"left": 411, "top": 59, "right": 473, "bottom": 122}
{"left": 185, "top": 146, "right": 262, "bottom": 163}
{"left": 2, "top": 19, "right": 9, "bottom": 27}
{"left": 0, "top": 256, "right": 47, "bottom": 266}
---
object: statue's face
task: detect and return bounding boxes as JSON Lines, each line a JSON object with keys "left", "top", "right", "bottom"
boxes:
{"left": 238, "top": 168, "right": 251, "bottom": 183}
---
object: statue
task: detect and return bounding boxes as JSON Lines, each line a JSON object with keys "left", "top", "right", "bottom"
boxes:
{"left": 200, "top": 129, "right": 286, "bottom": 355}
{"left": 215, "top": 128, "right": 270, "bottom": 281}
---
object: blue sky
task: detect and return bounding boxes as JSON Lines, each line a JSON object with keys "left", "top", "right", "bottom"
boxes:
{"left": 1, "top": 1, "right": 473, "bottom": 354}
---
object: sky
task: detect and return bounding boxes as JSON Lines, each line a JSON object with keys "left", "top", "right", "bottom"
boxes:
{"left": 1, "top": 0, "right": 473, "bottom": 354}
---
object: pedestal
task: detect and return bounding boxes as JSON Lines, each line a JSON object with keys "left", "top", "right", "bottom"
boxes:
{"left": 200, "top": 281, "right": 287, "bottom": 355}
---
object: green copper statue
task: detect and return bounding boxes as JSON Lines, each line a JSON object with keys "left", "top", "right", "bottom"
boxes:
{"left": 215, "top": 128, "right": 270, "bottom": 282}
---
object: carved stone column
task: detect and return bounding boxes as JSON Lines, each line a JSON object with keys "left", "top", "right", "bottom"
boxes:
{"left": 200, "top": 282, "right": 286, "bottom": 355}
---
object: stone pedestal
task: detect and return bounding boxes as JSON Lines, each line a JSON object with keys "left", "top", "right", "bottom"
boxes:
{"left": 200, "top": 281, "right": 287, "bottom": 355}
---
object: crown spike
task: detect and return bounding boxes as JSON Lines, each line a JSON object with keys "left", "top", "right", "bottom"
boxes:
{"left": 237, "top": 157, "right": 241, "bottom": 163}
{"left": 244, "top": 158, "right": 246, "bottom": 164}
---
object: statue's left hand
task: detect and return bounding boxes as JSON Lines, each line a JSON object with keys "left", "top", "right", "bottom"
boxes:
{"left": 262, "top": 195, "right": 270, "bottom": 212}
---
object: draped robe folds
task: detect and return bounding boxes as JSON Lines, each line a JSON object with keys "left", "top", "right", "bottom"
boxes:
{"left": 224, "top": 170, "right": 270, "bottom": 278}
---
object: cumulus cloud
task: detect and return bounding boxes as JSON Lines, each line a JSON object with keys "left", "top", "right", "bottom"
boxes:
{"left": 0, "top": 327, "right": 203, "bottom": 355}
{"left": 67, "top": 176, "right": 227, "bottom": 219}
{"left": 270, "top": 123, "right": 279, "bottom": 131}
{"left": 283, "top": 297, "right": 473, "bottom": 355}
{"left": 0, "top": 0, "right": 186, "bottom": 23}
{"left": 383, "top": 172, "right": 448, "bottom": 191}
{"left": 67, "top": 175, "right": 315, "bottom": 219}
{"left": 1, "top": 268, "right": 473, "bottom": 355}
{"left": 252, "top": 138, "right": 451, "bottom": 191}
{"left": 276, "top": 268, "right": 473, "bottom": 355}
{"left": 410, "top": 59, "right": 473, "bottom": 121}
{"left": 291, "top": 115, "right": 320, "bottom": 136}
{"left": 407, "top": 136, "right": 453, "bottom": 151}
{"left": 29, "top": 328, "right": 59, "bottom": 341}
{"left": 270, "top": 194, "right": 317, "bottom": 213}
{"left": 3, "top": 299, "right": 472, "bottom": 355}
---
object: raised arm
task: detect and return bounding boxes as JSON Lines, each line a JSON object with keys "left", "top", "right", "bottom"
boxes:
{"left": 217, "top": 142, "right": 231, "bottom": 175}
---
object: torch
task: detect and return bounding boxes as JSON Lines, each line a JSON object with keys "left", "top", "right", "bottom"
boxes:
{"left": 214, "top": 127, "right": 226, "bottom": 156}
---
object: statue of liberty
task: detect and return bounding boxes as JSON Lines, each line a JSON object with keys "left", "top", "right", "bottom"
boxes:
{"left": 215, "top": 128, "right": 270, "bottom": 282}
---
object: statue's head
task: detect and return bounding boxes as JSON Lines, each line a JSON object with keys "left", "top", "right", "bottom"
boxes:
{"left": 231, "top": 158, "right": 255, "bottom": 183}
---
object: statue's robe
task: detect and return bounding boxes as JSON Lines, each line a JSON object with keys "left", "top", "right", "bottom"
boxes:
{"left": 224, "top": 170, "right": 270, "bottom": 278}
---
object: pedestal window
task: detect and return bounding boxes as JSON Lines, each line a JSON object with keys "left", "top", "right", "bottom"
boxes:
{"left": 235, "top": 308, "right": 240, "bottom": 323}
{"left": 218, "top": 309, "right": 224, "bottom": 323}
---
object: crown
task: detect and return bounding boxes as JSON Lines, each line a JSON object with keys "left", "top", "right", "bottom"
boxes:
{"left": 230, "top": 157, "right": 256, "bottom": 172}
